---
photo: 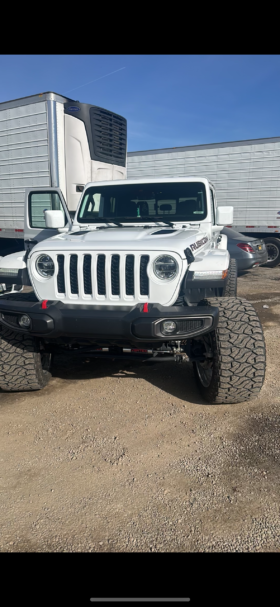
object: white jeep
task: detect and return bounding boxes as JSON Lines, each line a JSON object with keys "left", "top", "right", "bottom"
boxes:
{"left": 0, "top": 178, "right": 266, "bottom": 403}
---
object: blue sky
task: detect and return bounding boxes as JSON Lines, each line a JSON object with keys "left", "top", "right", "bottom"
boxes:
{"left": 1, "top": 55, "right": 280, "bottom": 152}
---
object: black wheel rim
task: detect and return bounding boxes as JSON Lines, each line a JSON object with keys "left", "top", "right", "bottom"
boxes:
{"left": 266, "top": 243, "right": 279, "bottom": 262}
{"left": 194, "top": 335, "right": 214, "bottom": 388}
{"left": 196, "top": 359, "right": 213, "bottom": 387}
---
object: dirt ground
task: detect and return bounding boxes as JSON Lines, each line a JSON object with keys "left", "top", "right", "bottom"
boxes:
{"left": 0, "top": 266, "right": 280, "bottom": 553}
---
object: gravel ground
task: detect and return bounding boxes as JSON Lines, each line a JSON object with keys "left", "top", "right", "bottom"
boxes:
{"left": 0, "top": 265, "right": 280, "bottom": 554}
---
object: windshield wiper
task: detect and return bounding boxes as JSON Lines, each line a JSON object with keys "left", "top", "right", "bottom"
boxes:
{"left": 161, "top": 221, "right": 175, "bottom": 227}
{"left": 95, "top": 221, "right": 123, "bottom": 229}
{"left": 96, "top": 221, "right": 149, "bottom": 229}
{"left": 131, "top": 216, "right": 176, "bottom": 228}
{"left": 78, "top": 218, "right": 178, "bottom": 229}
{"left": 96, "top": 218, "right": 152, "bottom": 228}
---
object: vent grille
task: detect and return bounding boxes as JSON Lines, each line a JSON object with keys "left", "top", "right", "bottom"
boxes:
{"left": 70, "top": 255, "right": 78, "bottom": 294}
{"left": 90, "top": 107, "right": 127, "bottom": 167}
{"left": 55, "top": 253, "right": 150, "bottom": 302}
{"left": 1, "top": 313, "right": 19, "bottom": 327}
{"left": 177, "top": 319, "right": 203, "bottom": 333}
{"left": 125, "top": 255, "right": 134, "bottom": 296}
{"left": 151, "top": 229, "right": 176, "bottom": 235}
{"left": 83, "top": 255, "right": 92, "bottom": 295}
{"left": 140, "top": 255, "right": 149, "bottom": 296}
{"left": 97, "top": 254, "right": 106, "bottom": 295}
{"left": 111, "top": 255, "right": 120, "bottom": 295}
{"left": 57, "top": 255, "right": 65, "bottom": 293}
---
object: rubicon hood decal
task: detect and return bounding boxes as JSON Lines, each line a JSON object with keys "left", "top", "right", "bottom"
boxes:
{"left": 190, "top": 236, "right": 208, "bottom": 251}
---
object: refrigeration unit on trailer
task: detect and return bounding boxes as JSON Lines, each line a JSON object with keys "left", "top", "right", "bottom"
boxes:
{"left": 0, "top": 91, "right": 127, "bottom": 248}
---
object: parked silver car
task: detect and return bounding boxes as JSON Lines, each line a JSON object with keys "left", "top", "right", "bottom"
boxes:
{"left": 221, "top": 227, "right": 268, "bottom": 273}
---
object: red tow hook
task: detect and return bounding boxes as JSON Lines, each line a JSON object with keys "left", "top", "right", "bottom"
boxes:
{"left": 41, "top": 300, "right": 48, "bottom": 309}
{"left": 143, "top": 302, "right": 149, "bottom": 313}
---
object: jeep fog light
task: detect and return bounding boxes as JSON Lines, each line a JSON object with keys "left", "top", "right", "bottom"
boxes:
{"left": 193, "top": 270, "right": 228, "bottom": 280}
{"left": 18, "top": 314, "right": 31, "bottom": 328}
{"left": 162, "top": 320, "right": 177, "bottom": 333}
{"left": 36, "top": 254, "right": 54, "bottom": 278}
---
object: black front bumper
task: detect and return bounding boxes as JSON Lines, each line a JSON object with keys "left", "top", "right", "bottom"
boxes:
{"left": 0, "top": 298, "right": 219, "bottom": 342}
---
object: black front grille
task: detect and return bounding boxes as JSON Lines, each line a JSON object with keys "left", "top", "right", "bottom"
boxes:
{"left": 55, "top": 253, "right": 150, "bottom": 299}
{"left": 125, "top": 255, "right": 134, "bottom": 295}
{"left": 177, "top": 319, "right": 203, "bottom": 333}
{"left": 140, "top": 256, "right": 149, "bottom": 296}
{"left": 57, "top": 255, "right": 65, "bottom": 293}
{"left": 97, "top": 255, "right": 106, "bottom": 295}
{"left": 1, "top": 313, "right": 19, "bottom": 327}
{"left": 90, "top": 107, "right": 127, "bottom": 167}
{"left": 70, "top": 255, "right": 78, "bottom": 294}
{"left": 111, "top": 255, "right": 120, "bottom": 295}
{"left": 83, "top": 255, "right": 92, "bottom": 295}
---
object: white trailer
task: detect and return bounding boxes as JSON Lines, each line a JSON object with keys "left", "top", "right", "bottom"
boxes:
{"left": 127, "top": 137, "right": 280, "bottom": 265}
{"left": 0, "top": 91, "right": 127, "bottom": 249}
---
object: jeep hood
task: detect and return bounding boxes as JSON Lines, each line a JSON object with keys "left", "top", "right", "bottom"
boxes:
{"left": 30, "top": 226, "right": 210, "bottom": 258}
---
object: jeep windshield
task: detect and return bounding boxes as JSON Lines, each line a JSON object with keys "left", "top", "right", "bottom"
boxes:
{"left": 77, "top": 182, "right": 207, "bottom": 224}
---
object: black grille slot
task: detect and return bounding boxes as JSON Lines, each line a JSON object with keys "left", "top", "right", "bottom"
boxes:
{"left": 83, "top": 255, "right": 92, "bottom": 295}
{"left": 97, "top": 255, "right": 106, "bottom": 295}
{"left": 90, "top": 107, "right": 127, "bottom": 167}
{"left": 111, "top": 255, "right": 120, "bottom": 295}
{"left": 57, "top": 255, "right": 65, "bottom": 293}
{"left": 70, "top": 255, "right": 78, "bottom": 294}
{"left": 125, "top": 255, "right": 134, "bottom": 296}
{"left": 140, "top": 255, "right": 149, "bottom": 296}
{"left": 2, "top": 313, "right": 19, "bottom": 327}
{"left": 177, "top": 319, "right": 203, "bottom": 333}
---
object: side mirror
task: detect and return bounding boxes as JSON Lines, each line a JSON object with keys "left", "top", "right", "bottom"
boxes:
{"left": 45, "top": 210, "right": 65, "bottom": 229}
{"left": 216, "top": 206, "right": 233, "bottom": 226}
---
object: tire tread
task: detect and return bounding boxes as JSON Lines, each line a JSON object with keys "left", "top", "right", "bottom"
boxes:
{"left": 194, "top": 297, "right": 266, "bottom": 404}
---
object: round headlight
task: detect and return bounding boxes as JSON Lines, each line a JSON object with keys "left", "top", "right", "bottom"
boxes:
{"left": 153, "top": 255, "right": 178, "bottom": 280}
{"left": 35, "top": 254, "right": 54, "bottom": 278}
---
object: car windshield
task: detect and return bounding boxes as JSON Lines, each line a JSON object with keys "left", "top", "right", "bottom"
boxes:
{"left": 77, "top": 182, "right": 207, "bottom": 224}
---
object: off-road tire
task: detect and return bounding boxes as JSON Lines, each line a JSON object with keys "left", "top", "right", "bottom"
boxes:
{"left": 0, "top": 328, "right": 51, "bottom": 392}
{"left": 262, "top": 237, "right": 280, "bottom": 268}
{"left": 193, "top": 297, "right": 266, "bottom": 404}
{"left": 223, "top": 258, "right": 237, "bottom": 296}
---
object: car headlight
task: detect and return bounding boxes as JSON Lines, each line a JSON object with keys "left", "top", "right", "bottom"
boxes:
{"left": 35, "top": 254, "right": 55, "bottom": 278}
{"left": 153, "top": 255, "right": 178, "bottom": 280}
